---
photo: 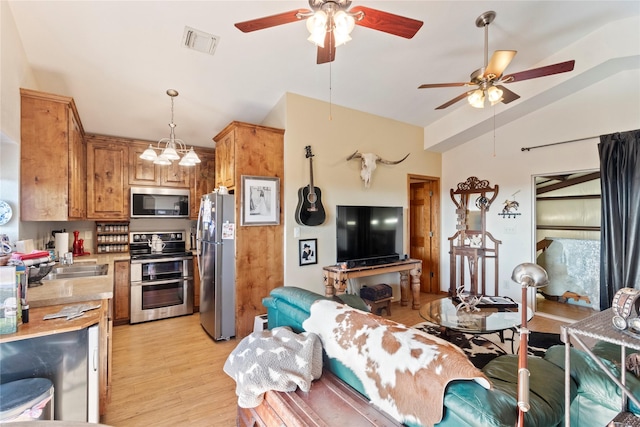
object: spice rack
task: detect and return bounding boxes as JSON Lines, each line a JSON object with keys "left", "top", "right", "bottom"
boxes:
{"left": 95, "top": 222, "right": 129, "bottom": 254}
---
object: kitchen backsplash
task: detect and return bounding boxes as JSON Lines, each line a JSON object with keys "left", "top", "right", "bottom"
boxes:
{"left": 19, "top": 219, "right": 195, "bottom": 253}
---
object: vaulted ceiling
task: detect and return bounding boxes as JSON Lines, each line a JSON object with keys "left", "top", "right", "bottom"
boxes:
{"left": 7, "top": 1, "right": 639, "bottom": 151}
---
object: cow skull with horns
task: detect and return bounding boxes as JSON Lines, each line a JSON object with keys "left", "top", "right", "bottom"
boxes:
{"left": 346, "top": 151, "right": 410, "bottom": 188}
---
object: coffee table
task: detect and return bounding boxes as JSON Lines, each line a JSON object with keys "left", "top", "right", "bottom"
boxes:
{"left": 420, "top": 297, "right": 533, "bottom": 352}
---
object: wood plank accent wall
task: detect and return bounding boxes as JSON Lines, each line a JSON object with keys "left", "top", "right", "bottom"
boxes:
{"left": 214, "top": 122, "right": 285, "bottom": 338}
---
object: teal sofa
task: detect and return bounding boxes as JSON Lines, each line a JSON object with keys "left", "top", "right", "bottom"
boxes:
{"left": 263, "top": 286, "right": 574, "bottom": 427}
{"left": 545, "top": 341, "right": 640, "bottom": 426}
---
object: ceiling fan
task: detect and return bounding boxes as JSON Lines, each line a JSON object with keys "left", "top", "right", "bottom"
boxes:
{"left": 418, "top": 11, "right": 575, "bottom": 110}
{"left": 234, "top": 0, "right": 423, "bottom": 64}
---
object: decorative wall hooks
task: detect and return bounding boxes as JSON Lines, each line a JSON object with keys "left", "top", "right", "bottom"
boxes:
{"left": 498, "top": 191, "right": 521, "bottom": 218}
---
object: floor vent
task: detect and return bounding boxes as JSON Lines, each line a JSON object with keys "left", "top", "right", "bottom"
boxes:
{"left": 182, "top": 26, "right": 219, "bottom": 56}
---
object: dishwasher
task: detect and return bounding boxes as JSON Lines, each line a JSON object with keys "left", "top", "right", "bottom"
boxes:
{"left": 0, "top": 325, "right": 99, "bottom": 422}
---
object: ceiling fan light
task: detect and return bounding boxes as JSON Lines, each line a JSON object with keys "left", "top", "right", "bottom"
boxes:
{"left": 334, "top": 11, "right": 355, "bottom": 34}
{"left": 468, "top": 89, "right": 485, "bottom": 108}
{"left": 306, "top": 11, "right": 327, "bottom": 46}
{"left": 487, "top": 85, "right": 503, "bottom": 103}
{"left": 140, "top": 145, "right": 158, "bottom": 161}
{"left": 307, "top": 32, "right": 325, "bottom": 47}
{"left": 333, "top": 30, "right": 352, "bottom": 47}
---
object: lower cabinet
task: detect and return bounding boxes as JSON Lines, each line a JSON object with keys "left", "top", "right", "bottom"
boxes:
{"left": 113, "top": 260, "right": 130, "bottom": 325}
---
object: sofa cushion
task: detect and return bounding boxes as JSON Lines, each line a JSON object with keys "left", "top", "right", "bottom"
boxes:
{"left": 484, "top": 355, "right": 575, "bottom": 426}
{"left": 545, "top": 344, "right": 640, "bottom": 415}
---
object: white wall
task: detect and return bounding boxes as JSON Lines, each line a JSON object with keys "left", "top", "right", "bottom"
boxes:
{"left": 0, "top": 2, "right": 38, "bottom": 243}
{"left": 440, "top": 66, "right": 640, "bottom": 303}
{"left": 274, "top": 93, "right": 441, "bottom": 296}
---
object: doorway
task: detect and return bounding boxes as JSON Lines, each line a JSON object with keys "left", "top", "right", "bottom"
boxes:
{"left": 408, "top": 175, "right": 440, "bottom": 293}
{"left": 533, "top": 170, "right": 600, "bottom": 321}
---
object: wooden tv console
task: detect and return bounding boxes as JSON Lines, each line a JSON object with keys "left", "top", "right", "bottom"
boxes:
{"left": 322, "top": 259, "right": 422, "bottom": 309}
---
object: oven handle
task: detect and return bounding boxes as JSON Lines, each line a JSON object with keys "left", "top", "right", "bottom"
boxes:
{"left": 130, "top": 256, "right": 193, "bottom": 264}
{"left": 130, "top": 277, "right": 192, "bottom": 287}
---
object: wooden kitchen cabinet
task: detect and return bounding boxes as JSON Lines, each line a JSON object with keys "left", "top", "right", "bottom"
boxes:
{"left": 113, "top": 259, "right": 130, "bottom": 325}
{"left": 190, "top": 147, "right": 216, "bottom": 219}
{"left": 213, "top": 129, "right": 235, "bottom": 190}
{"left": 86, "top": 134, "right": 129, "bottom": 219}
{"left": 212, "top": 121, "right": 285, "bottom": 338}
{"left": 129, "top": 140, "right": 191, "bottom": 188}
{"left": 20, "top": 88, "right": 86, "bottom": 221}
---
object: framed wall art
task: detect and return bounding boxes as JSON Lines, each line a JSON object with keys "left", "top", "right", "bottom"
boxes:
{"left": 241, "top": 175, "right": 280, "bottom": 226}
{"left": 299, "top": 238, "right": 317, "bottom": 266}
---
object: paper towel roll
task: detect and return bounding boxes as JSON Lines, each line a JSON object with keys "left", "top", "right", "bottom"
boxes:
{"left": 55, "top": 233, "right": 69, "bottom": 259}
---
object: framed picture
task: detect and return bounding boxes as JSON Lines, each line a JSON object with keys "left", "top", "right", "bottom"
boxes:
{"left": 241, "top": 175, "right": 280, "bottom": 226}
{"left": 299, "top": 238, "right": 317, "bottom": 266}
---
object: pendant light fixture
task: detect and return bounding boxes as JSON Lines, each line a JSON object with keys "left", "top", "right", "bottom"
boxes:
{"left": 140, "top": 89, "right": 201, "bottom": 166}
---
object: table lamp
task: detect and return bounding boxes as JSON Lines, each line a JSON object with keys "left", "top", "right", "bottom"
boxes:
{"left": 511, "top": 262, "right": 549, "bottom": 427}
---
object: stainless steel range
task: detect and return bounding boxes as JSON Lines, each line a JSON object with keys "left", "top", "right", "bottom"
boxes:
{"left": 129, "top": 231, "right": 194, "bottom": 324}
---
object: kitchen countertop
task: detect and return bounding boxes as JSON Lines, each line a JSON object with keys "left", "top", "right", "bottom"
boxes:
{"left": 26, "top": 253, "right": 129, "bottom": 308}
{"left": 0, "top": 300, "right": 106, "bottom": 343}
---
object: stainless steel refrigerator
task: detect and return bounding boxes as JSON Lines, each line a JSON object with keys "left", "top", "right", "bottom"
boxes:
{"left": 197, "top": 192, "right": 236, "bottom": 341}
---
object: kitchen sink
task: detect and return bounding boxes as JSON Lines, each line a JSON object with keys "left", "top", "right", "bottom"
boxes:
{"left": 43, "top": 263, "right": 109, "bottom": 280}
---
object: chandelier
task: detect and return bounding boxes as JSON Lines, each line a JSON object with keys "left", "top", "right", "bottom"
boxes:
{"left": 140, "top": 89, "right": 201, "bottom": 166}
{"left": 302, "top": 3, "right": 359, "bottom": 48}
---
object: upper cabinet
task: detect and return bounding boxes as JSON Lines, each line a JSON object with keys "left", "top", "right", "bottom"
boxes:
{"left": 128, "top": 141, "right": 191, "bottom": 188}
{"left": 86, "top": 135, "right": 129, "bottom": 220}
{"left": 190, "top": 148, "right": 216, "bottom": 220}
{"left": 213, "top": 130, "right": 235, "bottom": 190}
{"left": 20, "top": 88, "right": 86, "bottom": 221}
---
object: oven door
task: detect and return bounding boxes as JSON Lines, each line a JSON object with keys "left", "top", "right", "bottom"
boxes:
{"left": 130, "top": 278, "right": 193, "bottom": 324}
{"left": 130, "top": 256, "right": 194, "bottom": 324}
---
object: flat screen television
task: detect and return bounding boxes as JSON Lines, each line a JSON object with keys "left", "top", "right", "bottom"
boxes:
{"left": 336, "top": 205, "right": 404, "bottom": 267}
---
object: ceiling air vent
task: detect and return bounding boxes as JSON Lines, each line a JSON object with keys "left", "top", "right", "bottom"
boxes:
{"left": 182, "top": 26, "right": 219, "bottom": 56}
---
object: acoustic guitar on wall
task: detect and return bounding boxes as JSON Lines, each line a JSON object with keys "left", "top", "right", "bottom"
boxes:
{"left": 295, "top": 146, "right": 326, "bottom": 226}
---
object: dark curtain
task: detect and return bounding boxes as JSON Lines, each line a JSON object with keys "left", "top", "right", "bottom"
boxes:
{"left": 598, "top": 129, "right": 640, "bottom": 310}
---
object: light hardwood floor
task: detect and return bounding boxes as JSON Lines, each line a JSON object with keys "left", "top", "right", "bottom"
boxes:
{"left": 102, "top": 292, "right": 578, "bottom": 426}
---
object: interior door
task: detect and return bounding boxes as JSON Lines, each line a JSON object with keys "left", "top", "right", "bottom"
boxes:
{"left": 409, "top": 176, "right": 440, "bottom": 293}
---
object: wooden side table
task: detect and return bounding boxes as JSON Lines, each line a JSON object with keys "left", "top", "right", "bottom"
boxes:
{"left": 322, "top": 259, "right": 422, "bottom": 309}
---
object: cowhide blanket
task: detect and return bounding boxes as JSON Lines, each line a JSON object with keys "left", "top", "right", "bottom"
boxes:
{"left": 303, "top": 300, "right": 491, "bottom": 427}
{"left": 223, "top": 326, "right": 323, "bottom": 408}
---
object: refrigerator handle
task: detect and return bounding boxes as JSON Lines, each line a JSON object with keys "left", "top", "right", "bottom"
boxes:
{"left": 196, "top": 198, "right": 203, "bottom": 279}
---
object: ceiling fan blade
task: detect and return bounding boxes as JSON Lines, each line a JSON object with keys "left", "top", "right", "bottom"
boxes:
{"left": 234, "top": 9, "right": 310, "bottom": 33}
{"left": 419, "top": 82, "right": 470, "bottom": 89}
{"left": 317, "top": 31, "right": 336, "bottom": 64}
{"left": 350, "top": 6, "right": 424, "bottom": 39}
{"left": 484, "top": 50, "right": 517, "bottom": 80}
{"left": 502, "top": 60, "right": 575, "bottom": 83}
{"left": 495, "top": 85, "right": 520, "bottom": 104}
{"left": 435, "top": 92, "right": 470, "bottom": 110}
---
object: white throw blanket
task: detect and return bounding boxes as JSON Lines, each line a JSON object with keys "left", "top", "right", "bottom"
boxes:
{"left": 303, "top": 300, "right": 491, "bottom": 427}
{"left": 223, "top": 326, "right": 323, "bottom": 408}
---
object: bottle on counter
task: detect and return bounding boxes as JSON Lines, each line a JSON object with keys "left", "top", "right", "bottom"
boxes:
{"left": 0, "top": 265, "right": 18, "bottom": 335}
{"left": 15, "top": 265, "right": 25, "bottom": 325}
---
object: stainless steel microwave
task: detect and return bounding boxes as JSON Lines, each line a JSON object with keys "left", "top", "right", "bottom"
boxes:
{"left": 130, "top": 187, "right": 190, "bottom": 218}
